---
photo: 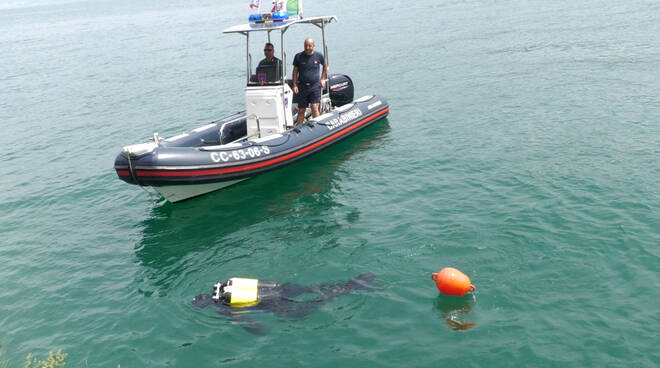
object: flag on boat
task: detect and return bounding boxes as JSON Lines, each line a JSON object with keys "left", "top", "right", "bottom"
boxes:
{"left": 287, "top": 0, "right": 302, "bottom": 17}
{"left": 249, "top": 0, "right": 302, "bottom": 18}
{"left": 271, "top": 0, "right": 285, "bottom": 13}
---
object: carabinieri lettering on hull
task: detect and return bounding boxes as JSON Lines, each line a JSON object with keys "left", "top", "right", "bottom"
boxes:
{"left": 325, "top": 108, "right": 363, "bottom": 130}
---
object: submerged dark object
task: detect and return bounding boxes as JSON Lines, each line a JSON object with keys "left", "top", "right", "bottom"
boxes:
{"left": 434, "top": 294, "right": 476, "bottom": 331}
{"left": 193, "top": 273, "right": 376, "bottom": 335}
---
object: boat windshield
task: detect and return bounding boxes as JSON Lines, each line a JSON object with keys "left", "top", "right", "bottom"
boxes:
{"left": 249, "top": 54, "right": 282, "bottom": 86}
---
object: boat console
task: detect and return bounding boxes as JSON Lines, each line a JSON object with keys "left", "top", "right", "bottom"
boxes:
{"left": 245, "top": 83, "right": 294, "bottom": 138}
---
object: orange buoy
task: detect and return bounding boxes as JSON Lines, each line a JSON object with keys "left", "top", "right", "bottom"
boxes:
{"left": 431, "top": 267, "right": 476, "bottom": 296}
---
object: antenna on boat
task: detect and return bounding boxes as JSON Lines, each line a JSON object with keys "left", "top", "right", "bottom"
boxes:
{"left": 321, "top": 19, "right": 328, "bottom": 95}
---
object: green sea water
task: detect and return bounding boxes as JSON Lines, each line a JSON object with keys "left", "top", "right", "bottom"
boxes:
{"left": 1, "top": 0, "right": 659, "bottom": 366}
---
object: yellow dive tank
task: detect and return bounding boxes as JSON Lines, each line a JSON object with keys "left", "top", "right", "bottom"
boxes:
{"left": 214, "top": 278, "right": 281, "bottom": 307}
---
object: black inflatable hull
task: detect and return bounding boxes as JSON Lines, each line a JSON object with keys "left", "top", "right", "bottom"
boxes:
{"left": 115, "top": 95, "right": 389, "bottom": 202}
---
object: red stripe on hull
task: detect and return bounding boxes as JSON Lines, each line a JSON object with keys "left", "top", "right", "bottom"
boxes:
{"left": 133, "top": 107, "right": 389, "bottom": 179}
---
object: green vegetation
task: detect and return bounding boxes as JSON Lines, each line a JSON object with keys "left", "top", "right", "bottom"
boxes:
{"left": 1, "top": 345, "right": 9, "bottom": 368}
{"left": 24, "top": 350, "right": 67, "bottom": 368}
{"left": 0, "top": 348, "right": 67, "bottom": 368}
{"left": 0, "top": 347, "right": 119, "bottom": 368}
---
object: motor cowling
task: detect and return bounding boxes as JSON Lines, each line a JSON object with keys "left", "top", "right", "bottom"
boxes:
{"left": 328, "top": 74, "right": 354, "bottom": 107}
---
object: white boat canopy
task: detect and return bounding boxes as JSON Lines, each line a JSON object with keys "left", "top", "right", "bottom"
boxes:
{"left": 223, "top": 15, "right": 338, "bottom": 86}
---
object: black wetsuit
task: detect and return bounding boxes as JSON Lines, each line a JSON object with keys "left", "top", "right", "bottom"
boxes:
{"left": 193, "top": 273, "right": 375, "bottom": 335}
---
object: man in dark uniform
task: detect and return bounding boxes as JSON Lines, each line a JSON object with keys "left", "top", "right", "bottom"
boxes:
{"left": 292, "top": 37, "right": 328, "bottom": 125}
{"left": 256, "top": 42, "right": 281, "bottom": 84}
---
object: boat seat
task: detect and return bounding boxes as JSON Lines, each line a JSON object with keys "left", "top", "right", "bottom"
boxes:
{"left": 219, "top": 118, "right": 248, "bottom": 144}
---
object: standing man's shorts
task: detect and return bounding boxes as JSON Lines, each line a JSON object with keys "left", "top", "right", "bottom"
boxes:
{"left": 297, "top": 81, "right": 322, "bottom": 108}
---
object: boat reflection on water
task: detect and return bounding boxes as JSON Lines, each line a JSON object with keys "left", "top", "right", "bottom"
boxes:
{"left": 434, "top": 294, "right": 477, "bottom": 331}
{"left": 134, "top": 122, "right": 390, "bottom": 290}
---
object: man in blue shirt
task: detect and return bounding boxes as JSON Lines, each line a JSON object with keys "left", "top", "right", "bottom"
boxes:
{"left": 292, "top": 37, "right": 328, "bottom": 125}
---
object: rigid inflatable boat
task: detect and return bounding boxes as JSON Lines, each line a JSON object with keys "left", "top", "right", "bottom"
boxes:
{"left": 114, "top": 12, "right": 389, "bottom": 203}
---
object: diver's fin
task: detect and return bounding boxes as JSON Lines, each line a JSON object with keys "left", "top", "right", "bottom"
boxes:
{"left": 354, "top": 272, "right": 376, "bottom": 286}
{"left": 318, "top": 272, "right": 377, "bottom": 299}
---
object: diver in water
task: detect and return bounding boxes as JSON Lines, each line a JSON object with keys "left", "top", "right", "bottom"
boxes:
{"left": 193, "top": 273, "right": 376, "bottom": 335}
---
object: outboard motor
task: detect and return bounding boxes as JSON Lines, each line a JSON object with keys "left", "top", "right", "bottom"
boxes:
{"left": 328, "top": 74, "right": 354, "bottom": 107}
